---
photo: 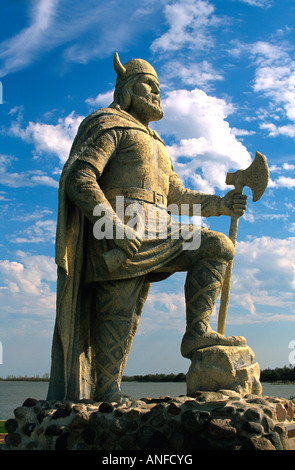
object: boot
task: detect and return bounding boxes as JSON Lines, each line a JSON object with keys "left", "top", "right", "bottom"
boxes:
{"left": 181, "top": 258, "right": 246, "bottom": 359}
{"left": 93, "top": 279, "right": 150, "bottom": 403}
{"left": 93, "top": 315, "right": 135, "bottom": 403}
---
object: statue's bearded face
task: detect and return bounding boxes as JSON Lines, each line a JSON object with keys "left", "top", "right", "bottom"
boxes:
{"left": 131, "top": 75, "right": 164, "bottom": 124}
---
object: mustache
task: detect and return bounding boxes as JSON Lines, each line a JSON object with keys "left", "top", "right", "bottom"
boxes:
{"left": 151, "top": 96, "right": 161, "bottom": 106}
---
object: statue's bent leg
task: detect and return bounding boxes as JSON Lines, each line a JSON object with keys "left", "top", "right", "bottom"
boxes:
{"left": 93, "top": 276, "right": 148, "bottom": 403}
{"left": 181, "top": 232, "right": 246, "bottom": 359}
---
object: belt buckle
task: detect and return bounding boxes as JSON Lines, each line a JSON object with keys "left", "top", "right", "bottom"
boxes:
{"left": 154, "top": 191, "right": 164, "bottom": 205}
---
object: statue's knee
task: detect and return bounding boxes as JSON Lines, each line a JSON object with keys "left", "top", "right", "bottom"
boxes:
{"left": 219, "top": 233, "right": 235, "bottom": 261}
{"left": 204, "top": 231, "right": 234, "bottom": 262}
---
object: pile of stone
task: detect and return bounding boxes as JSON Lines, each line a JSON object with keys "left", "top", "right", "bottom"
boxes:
{"left": 3, "top": 390, "right": 295, "bottom": 450}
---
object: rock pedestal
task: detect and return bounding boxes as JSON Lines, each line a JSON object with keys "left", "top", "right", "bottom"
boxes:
{"left": 186, "top": 345, "right": 262, "bottom": 397}
{"left": 3, "top": 391, "right": 295, "bottom": 451}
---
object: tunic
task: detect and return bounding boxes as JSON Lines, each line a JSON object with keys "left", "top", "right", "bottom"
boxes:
{"left": 65, "top": 106, "right": 222, "bottom": 281}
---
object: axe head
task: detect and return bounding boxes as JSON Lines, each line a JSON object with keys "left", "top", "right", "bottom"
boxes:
{"left": 226, "top": 151, "right": 269, "bottom": 201}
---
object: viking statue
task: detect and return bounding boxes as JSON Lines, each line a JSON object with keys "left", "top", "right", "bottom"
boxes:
{"left": 47, "top": 53, "right": 247, "bottom": 403}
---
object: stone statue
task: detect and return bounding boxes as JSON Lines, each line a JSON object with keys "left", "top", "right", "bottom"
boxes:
{"left": 47, "top": 53, "right": 250, "bottom": 404}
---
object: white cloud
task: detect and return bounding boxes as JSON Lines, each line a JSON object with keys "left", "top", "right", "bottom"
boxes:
{"left": 132, "top": 236, "right": 295, "bottom": 332}
{"left": 0, "top": 252, "right": 56, "bottom": 323}
{"left": 243, "top": 208, "right": 255, "bottom": 223}
{"left": 0, "top": 193, "right": 9, "bottom": 202}
{"left": 270, "top": 176, "right": 295, "bottom": 189}
{"left": 267, "top": 163, "right": 295, "bottom": 189}
{"left": 284, "top": 202, "right": 295, "bottom": 213}
{"left": 155, "top": 88, "right": 252, "bottom": 191}
{"left": 9, "top": 111, "right": 84, "bottom": 164}
{"left": 0, "top": 154, "right": 58, "bottom": 188}
{"left": 283, "top": 163, "right": 295, "bottom": 171}
{"left": 230, "top": 236, "right": 295, "bottom": 321}
{"left": 249, "top": 42, "right": 295, "bottom": 136}
{"left": 10, "top": 208, "right": 53, "bottom": 222}
{"left": 138, "top": 276, "right": 186, "bottom": 334}
{"left": 0, "top": 0, "right": 59, "bottom": 76}
{"left": 288, "top": 223, "right": 295, "bottom": 233}
{"left": 235, "top": 0, "right": 273, "bottom": 8}
{"left": 86, "top": 90, "right": 114, "bottom": 108}
{"left": 228, "top": 38, "right": 295, "bottom": 137}
{"left": 161, "top": 59, "right": 223, "bottom": 90}
{"left": 151, "top": 0, "right": 225, "bottom": 54}
{"left": 10, "top": 220, "right": 56, "bottom": 244}
{"left": 231, "top": 128, "right": 255, "bottom": 137}
{"left": 0, "top": 0, "right": 161, "bottom": 76}
{"left": 60, "top": 1, "right": 160, "bottom": 65}
{"left": 260, "top": 122, "right": 295, "bottom": 138}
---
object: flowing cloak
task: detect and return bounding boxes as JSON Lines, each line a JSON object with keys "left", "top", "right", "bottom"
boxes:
{"left": 47, "top": 105, "right": 189, "bottom": 401}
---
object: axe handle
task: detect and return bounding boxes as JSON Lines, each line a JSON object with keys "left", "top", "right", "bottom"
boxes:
{"left": 217, "top": 214, "right": 239, "bottom": 335}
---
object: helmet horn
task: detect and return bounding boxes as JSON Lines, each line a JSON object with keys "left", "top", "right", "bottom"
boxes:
{"left": 113, "top": 52, "right": 126, "bottom": 80}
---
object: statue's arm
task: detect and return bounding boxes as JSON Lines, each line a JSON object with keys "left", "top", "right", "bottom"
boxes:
{"left": 167, "top": 172, "right": 222, "bottom": 217}
{"left": 66, "top": 159, "right": 115, "bottom": 224}
{"left": 167, "top": 171, "right": 247, "bottom": 218}
{"left": 65, "top": 130, "right": 119, "bottom": 223}
{"left": 65, "top": 131, "right": 142, "bottom": 258}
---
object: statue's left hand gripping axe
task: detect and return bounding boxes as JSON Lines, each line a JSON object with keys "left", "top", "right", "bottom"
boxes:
{"left": 217, "top": 151, "right": 269, "bottom": 335}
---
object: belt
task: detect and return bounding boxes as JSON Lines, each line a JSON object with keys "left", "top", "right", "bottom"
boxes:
{"left": 103, "top": 187, "right": 167, "bottom": 206}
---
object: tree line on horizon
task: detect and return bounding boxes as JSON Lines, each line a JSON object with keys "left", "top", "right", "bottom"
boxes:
{"left": 122, "top": 366, "right": 295, "bottom": 383}
{"left": 259, "top": 365, "right": 295, "bottom": 383}
{"left": 0, "top": 366, "right": 295, "bottom": 383}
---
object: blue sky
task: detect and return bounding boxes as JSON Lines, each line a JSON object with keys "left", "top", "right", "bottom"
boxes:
{"left": 0, "top": 0, "right": 295, "bottom": 378}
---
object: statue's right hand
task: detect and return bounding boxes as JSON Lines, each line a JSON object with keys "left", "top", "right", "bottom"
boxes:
{"left": 113, "top": 224, "right": 143, "bottom": 259}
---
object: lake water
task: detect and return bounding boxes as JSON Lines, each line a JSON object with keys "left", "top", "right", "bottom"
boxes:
{"left": 0, "top": 381, "right": 294, "bottom": 420}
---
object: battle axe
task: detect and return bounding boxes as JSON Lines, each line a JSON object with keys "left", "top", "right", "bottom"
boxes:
{"left": 217, "top": 151, "right": 269, "bottom": 335}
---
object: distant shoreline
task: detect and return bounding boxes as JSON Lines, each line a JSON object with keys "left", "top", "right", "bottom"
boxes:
{"left": 0, "top": 366, "right": 294, "bottom": 384}
{"left": 0, "top": 373, "right": 187, "bottom": 383}
{"left": 0, "top": 375, "right": 295, "bottom": 385}
{"left": 0, "top": 378, "right": 49, "bottom": 382}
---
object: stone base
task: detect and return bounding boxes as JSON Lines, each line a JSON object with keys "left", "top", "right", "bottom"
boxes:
{"left": 186, "top": 345, "right": 262, "bottom": 397}
{"left": 2, "top": 392, "right": 295, "bottom": 451}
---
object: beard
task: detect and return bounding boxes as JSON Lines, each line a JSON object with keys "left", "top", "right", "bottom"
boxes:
{"left": 131, "top": 94, "right": 164, "bottom": 123}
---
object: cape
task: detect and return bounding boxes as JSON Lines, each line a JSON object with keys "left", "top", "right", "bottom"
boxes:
{"left": 47, "top": 105, "right": 156, "bottom": 401}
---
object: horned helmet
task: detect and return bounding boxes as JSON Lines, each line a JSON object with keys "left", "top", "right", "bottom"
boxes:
{"left": 113, "top": 52, "right": 159, "bottom": 85}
